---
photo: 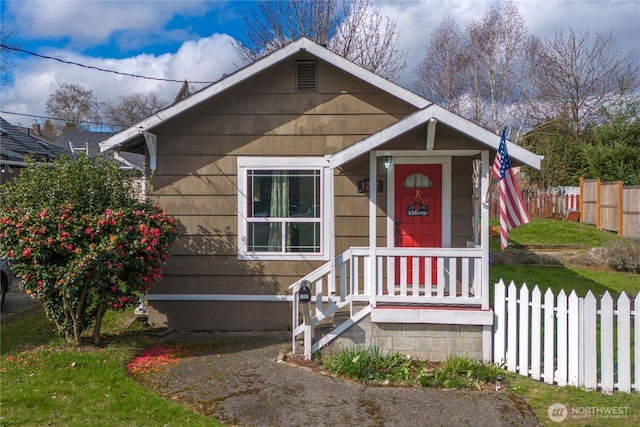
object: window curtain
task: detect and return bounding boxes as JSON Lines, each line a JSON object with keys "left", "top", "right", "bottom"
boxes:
{"left": 268, "top": 172, "right": 290, "bottom": 251}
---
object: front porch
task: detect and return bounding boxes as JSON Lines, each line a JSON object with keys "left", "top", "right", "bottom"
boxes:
{"left": 290, "top": 246, "right": 493, "bottom": 361}
{"left": 287, "top": 105, "right": 542, "bottom": 362}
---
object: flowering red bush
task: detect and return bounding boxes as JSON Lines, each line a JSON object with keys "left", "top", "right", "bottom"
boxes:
{"left": 0, "top": 156, "right": 178, "bottom": 344}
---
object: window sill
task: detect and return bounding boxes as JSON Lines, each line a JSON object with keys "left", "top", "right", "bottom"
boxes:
{"left": 238, "top": 252, "right": 329, "bottom": 262}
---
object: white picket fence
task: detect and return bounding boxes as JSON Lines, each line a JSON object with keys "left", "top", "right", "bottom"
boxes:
{"left": 493, "top": 280, "right": 639, "bottom": 392}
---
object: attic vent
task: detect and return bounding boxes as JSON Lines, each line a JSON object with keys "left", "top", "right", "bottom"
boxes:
{"left": 296, "top": 61, "right": 317, "bottom": 92}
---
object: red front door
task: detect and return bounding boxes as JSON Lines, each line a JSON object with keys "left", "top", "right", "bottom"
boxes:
{"left": 394, "top": 164, "right": 442, "bottom": 284}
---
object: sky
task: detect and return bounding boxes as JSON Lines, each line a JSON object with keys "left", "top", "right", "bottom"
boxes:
{"left": 1, "top": 0, "right": 639, "bottom": 129}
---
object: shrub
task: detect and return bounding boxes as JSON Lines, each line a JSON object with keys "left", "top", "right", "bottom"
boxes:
{"left": 322, "top": 345, "right": 385, "bottom": 381}
{"left": 321, "top": 347, "right": 503, "bottom": 389}
{"left": 605, "top": 239, "right": 640, "bottom": 273}
{"left": 0, "top": 156, "right": 178, "bottom": 345}
{"left": 419, "top": 355, "right": 502, "bottom": 390}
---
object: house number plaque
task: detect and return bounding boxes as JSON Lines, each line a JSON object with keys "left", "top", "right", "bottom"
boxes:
{"left": 357, "top": 179, "right": 383, "bottom": 193}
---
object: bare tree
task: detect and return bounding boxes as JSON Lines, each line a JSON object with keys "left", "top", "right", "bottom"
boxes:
{"left": 102, "top": 92, "right": 166, "bottom": 131}
{"left": 0, "top": 24, "right": 20, "bottom": 85}
{"left": 45, "top": 83, "right": 101, "bottom": 134}
{"left": 327, "top": 0, "right": 407, "bottom": 80}
{"left": 413, "top": 1, "right": 539, "bottom": 139}
{"left": 534, "top": 28, "right": 640, "bottom": 139}
{"left": 235, "top": 0, "right": 407, "bottom": 81}
{"left": 465, "top": 0, "right": 540, "bottom": 137}
{"left": 414, "top": 17, "right": 468, "bottom": 114}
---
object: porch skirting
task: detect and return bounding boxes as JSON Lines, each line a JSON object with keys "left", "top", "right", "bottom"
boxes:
{"left": 326, "top": 315, "right": 488, "bottom": 362}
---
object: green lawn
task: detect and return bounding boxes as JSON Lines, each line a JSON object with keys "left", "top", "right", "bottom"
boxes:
{"left": 489, "top": 218, "right": 621, "bottom": 249}
{"left": 0, "top": 309, "right": 221, "bottom": 427}
{"left": 490, "top": 265, "right": 640, "bottom": 298}
{"left": 488, "top": 218, "right": 640, "bottom": 298}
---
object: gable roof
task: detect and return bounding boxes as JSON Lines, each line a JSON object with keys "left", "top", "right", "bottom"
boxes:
{"left": 0, "top": 117, "right": 68, "bottom": 163}
{"left": 100, "top": 37, "right": 429, "bottom": 153}
{"left": 99, "top": 37, "right": 541, "bottom": 169}
{"left": 329, "top": 104, "right": 542, "bottom": 169}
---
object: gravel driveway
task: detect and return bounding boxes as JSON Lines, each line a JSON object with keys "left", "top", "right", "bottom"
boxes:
{"left": 139, "top": 332, "right": 541, "bottom": 427}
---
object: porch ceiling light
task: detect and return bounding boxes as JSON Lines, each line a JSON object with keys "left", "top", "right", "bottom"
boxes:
{"left": 382, "top": 155, "right": 392, "bottom": 169}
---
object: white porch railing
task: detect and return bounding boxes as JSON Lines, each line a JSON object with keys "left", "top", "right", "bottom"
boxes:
{"left": 290, "top": 246, "right": 486, "bottom": 358}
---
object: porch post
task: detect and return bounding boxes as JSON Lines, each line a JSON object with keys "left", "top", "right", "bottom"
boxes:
{"left": 480, "top": 149, "right": 490, "bottom": 310}
{"left": 369, "top": 151, "right": 377, "bottom": 307}
{"left": 481, "top": 149, "right": 492, "bottom": 362}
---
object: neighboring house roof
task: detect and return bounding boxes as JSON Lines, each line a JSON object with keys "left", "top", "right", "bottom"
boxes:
{"left": 18, "top": 122, "right": 57, "bottom": 145}
{"left": 100, "top": 37, "right": 542, "bottom": 169}
{"left": 54, "top": 130, "right": 145, "bottom": 171}
{"left": 0, "top": 117, "right": 68, "bottom": 163}
{"left": 54, "top": 130, "right": 116, "bottom": 156}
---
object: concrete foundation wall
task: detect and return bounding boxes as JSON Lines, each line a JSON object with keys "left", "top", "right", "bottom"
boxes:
{"left": 326, "top": 315, "right": 484, "bottom": 361}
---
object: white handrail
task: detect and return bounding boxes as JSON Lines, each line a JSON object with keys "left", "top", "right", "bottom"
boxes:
{"left": 291, "top": 246, "right": 486, "bottom": 358}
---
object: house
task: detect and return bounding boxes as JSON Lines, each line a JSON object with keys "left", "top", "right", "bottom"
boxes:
{"left": 54, "top": 130, "right": 144, "bottom": 172}
{"left": 0, "top": 117, "right": 68, "bottom": 185}
{"left": 100, "top": 38, "right": 541, "bottom": 362}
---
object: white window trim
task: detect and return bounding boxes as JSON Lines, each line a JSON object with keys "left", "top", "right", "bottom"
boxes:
{"left": 238, "top": 157, "right": 330, "bottom": 261}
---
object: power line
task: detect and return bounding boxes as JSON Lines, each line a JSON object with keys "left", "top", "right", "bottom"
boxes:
{"left": 1, "top": 44, "right": 215, "bottom": 84}
{"left": 0, "top": 110, "right": 120, "bottom": 128}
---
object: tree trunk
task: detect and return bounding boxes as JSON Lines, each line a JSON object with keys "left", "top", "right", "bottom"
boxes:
{"left": 61, "top": 294, "right": 79, "bottom": 344}
{"left": 92, "top": 301, "right": 105, "bottom": 345}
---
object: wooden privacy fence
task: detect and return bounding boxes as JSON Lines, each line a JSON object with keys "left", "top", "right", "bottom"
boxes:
{"left": 580, "top": 178, "right": 640, "bottom": 239}
{"left": 494, "top": 280, "right": 639, "bottom": 393}
{"left": 489, "top": 187, "right": 580, "bottom": 220}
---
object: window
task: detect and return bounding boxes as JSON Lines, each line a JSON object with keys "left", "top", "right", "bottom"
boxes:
{"left": 238, "top": 158, "right": 326, "bottom": 260}
{"left": 403, "top": 173, "right": 432, "bottom": 188}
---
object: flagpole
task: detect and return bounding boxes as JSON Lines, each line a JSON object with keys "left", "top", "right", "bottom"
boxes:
{"left": 493, "top": 127, "right": 531, "bottom": 250}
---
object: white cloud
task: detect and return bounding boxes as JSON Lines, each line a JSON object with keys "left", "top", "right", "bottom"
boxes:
{"left": 1, "top": 33, "right": 242, "bottom": 126}
{"left": 518, "top": 0, "right": 640, "bottom": 55}
{"left": 6, "top": 0, "right": 212, "bottom": 46}
{"left": 169, "top": 33, "right": 240, "bottom": 83}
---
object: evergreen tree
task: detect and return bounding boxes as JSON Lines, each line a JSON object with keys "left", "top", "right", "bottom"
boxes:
{"left": 173, "top": 80, "right": 193, "bottom": 104}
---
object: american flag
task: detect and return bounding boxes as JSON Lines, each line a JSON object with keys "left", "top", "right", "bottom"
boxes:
{"left": 492, "top": 129, "right": 530, "bottom": 249}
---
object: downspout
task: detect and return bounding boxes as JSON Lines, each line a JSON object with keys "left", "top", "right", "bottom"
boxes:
{"left": 134, "top": 130, "right": 157, "bottom": 320}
